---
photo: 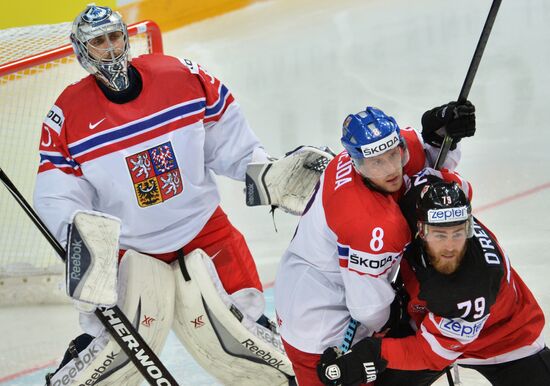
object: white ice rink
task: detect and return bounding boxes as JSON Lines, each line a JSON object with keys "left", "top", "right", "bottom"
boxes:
{"left": 2, "top": 0, "right": 550, "bottom": 384}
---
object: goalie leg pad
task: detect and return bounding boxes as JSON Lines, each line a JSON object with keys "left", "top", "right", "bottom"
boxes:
{"left": 171, "top": 249, "right": 296, "bottom": 386}
{"left": 50, "top": 250, "right": 175, "bottom": 386}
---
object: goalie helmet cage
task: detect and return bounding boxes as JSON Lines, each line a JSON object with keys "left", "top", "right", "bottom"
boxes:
{"left": 0, "top": 20, "right": 163, "bottom": 306}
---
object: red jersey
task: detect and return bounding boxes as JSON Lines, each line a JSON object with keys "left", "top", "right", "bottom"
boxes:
{"left": 275, "top": 129, "right": 455, "bottom": 354}
{"left": 382, "top": 174, "right": 546, "bottom": 370}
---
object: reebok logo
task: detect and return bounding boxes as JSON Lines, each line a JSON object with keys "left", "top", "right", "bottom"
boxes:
{"left": 51, "top": 343, "right": 105, "bottom": 385}
{"left": 241, "top": 339, "right": 284, "bottom": 369}
{"left": 89, "top": 118, "right": 106, "bottom": 130}
{"left": 79, "top": 352, "right": 117, "bottom": 386}
{"left": 69, "top": 239, "right": 83, "bottom": 281}
{"left": 255, "top": 325, "right": 285, "bottom": 352}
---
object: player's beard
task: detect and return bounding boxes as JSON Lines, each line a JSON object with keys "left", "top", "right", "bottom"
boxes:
{"left": 426, "top": 244, "right": 467, "bottom": 275}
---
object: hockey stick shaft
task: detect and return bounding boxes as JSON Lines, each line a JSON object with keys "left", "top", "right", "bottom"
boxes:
{"left": 0, "top": 167, "right": 179, "bottom": 386}
{"left": 434, "top": 0, "right": 503, "bottom": 170}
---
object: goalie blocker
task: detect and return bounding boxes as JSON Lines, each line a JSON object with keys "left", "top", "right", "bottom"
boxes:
{"left": 246, "top": 146, "right": 334, "bottom": 215}
{"left": 65, "top": 210, "right": 121, "bottom": 311}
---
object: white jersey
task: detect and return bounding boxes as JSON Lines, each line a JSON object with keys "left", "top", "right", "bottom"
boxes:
{"left": 34, "top": 54, "right": 266, "bottom": 253}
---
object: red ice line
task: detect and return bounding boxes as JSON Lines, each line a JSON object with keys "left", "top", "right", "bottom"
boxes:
{"left": 2, "top": 181, "right": 549, "bottom": 383}
{"left": 473, "top": 181, "right": 550, "bottom": 214}
{"left": 0, "top": 359, "right": 57, "bottom": 383}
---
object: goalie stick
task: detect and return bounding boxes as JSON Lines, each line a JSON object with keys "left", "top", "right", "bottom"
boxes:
{"left": 340, "top": 3, "right": 503, "bottom": 385}
{"left": 0, "top": 167, "right": 179, "bottom": 386}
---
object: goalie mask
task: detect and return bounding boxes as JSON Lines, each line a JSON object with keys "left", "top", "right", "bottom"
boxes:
{"left": 71, "top": 5, "right": 130, "bottom": 91}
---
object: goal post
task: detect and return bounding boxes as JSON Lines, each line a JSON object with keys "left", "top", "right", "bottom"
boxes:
{"left": 0, "top": 20, "right": 163, "bottom": 306}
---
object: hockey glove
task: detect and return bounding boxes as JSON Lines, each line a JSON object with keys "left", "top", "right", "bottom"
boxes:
{"left": 317, "top": 338, "right": 387, "bottom": 386}
{"left": 377, "top": 279, "right": 411, "bottom": 337}
{"left": 421, "top": 100, "right": 476, "bottom": 150}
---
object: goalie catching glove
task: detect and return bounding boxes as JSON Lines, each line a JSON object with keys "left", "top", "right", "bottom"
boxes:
{"left": 245, "top": 145, "right": 335, "bottom": 215}
{"left": 317, "top": 338, "right": 387, "bottom": 386}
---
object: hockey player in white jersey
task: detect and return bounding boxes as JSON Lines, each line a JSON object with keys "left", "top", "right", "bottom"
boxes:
{"left": 274, "top": 103, "right": 476, "bottom": 386}
{"left": 33, "top": 5, "right": 329, "bottom": 385}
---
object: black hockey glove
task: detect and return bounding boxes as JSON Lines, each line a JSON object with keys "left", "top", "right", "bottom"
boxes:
{"left": 421, "top": 100, "right": 476, "bottom": 149}
{"left": 317, "top": 338, "right": 388, "bottom": 386}
{"left": 378, "top": 279, "right": 411, "bottom": 337}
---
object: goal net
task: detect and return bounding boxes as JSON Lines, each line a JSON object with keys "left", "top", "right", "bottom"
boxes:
{"left": 0, "top": 20, "right": 163, "bottom": 306}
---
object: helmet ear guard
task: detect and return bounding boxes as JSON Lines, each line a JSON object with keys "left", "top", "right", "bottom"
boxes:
{"left": 70, "top": 5, "right": 131, "bottom": 91}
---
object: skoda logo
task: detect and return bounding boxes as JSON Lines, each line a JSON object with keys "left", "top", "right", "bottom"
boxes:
{"left": 82, "top": 6, "right": 111, "bottom": 22}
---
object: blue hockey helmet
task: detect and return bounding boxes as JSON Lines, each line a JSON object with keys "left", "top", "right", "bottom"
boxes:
{"left": 341, "top": 107, "right": 403, "bottom": 159}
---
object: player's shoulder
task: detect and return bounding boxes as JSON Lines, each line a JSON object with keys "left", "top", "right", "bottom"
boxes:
{"left": 131, "top": 53, "right": 190, "bottom": 74}
{"left": 52, "top": 75, "right": 96, "bottom": 115}
{"left": 405, "top": 168, "right": 470, "bottom": 197}
{"left": 400, "top": 126, "right": 426, "bottom": 175}
{"left": 322, "top": 151, "right": 363, "bottom": 206}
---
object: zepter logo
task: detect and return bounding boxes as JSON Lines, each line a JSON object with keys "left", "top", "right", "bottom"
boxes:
{"left": 427, "top": 206, "right": 469, "bottom": 223}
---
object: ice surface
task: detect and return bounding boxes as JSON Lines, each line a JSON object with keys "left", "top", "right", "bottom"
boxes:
{"left": 2, "top": 0, "right": 549, "bottom": 384}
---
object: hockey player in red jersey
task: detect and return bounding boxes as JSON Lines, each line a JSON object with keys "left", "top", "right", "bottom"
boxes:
{"left": 275, "top": 103, "right": 476, "bottom": 386}
{"left": 35, "top": 5, "right": 301, "bottom": 386}
{"left": 317, "top": 173, "right": 549, "bottom": 386}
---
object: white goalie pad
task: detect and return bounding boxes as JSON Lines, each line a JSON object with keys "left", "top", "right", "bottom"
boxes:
{"left": 171, "top": 249, "right": 296, "bottom": 386}
{"left": 53, "top": 250, "right": 175, "bottom": 386}
{"left": 245, "top": 145, "right": 334, "bottom": 215}
{"left": 66, "top": 210, "right": 121, "bottom": 308}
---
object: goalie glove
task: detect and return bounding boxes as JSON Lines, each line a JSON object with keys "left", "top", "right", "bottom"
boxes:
{"left": 245, "top": 145, "right": 335, "bottom": 215}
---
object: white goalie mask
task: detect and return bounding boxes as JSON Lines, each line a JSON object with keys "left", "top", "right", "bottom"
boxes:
{"left": 70, "top": 5, "right": 130, "bottom": 91}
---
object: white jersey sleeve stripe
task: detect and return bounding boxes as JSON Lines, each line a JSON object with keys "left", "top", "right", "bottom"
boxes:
{"left": 420, "top": 323, "right": 463, "bottom": 361}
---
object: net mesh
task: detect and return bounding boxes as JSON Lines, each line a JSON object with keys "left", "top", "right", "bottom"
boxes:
{"left": 0, "top": 21, "right": 158, "bottom": 305}
{"left": 0, "top": 22, "right": 74, "bottom": 65}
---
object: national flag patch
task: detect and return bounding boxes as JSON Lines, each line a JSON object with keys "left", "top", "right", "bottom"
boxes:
{"left": 126, "top": 141, "right": 183, "bottom": 207}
